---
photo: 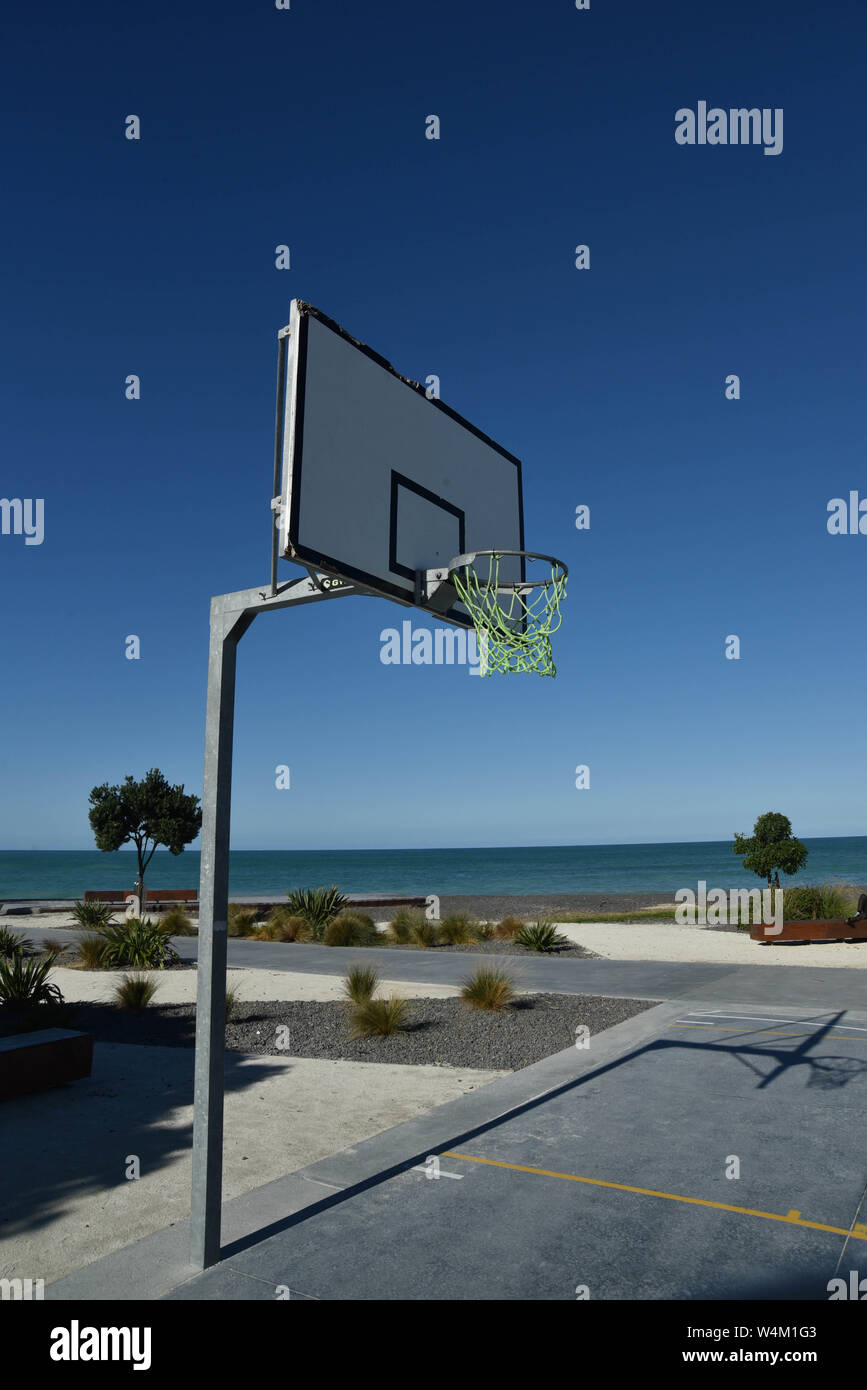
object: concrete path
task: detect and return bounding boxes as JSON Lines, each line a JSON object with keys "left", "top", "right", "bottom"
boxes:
{"left": 19, "top": 923, "right": 867, "bottom": 1010}
{"left": 188, "top": 939, "right": 867, "bottom": 1011}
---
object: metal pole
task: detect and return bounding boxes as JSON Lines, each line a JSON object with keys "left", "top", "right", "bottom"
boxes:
{"left": 189, "top": 576, "right": 362, "bottom": 1270}
{"left": 190, "top": 599, "right": 255, "bottom": 1269}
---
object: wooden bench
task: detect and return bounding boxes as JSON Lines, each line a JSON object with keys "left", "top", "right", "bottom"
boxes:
{"left": 750, "top": 919, "right": 867, "bottom": 944}
{"left": 140, "top": 889, "right": 199, "bottom": 911}
{"left": 0, "top": 1029, "right": 94, "bottom": 1100}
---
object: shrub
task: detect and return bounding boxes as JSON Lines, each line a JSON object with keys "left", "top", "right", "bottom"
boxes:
{"left": 439, "top": 914, "right": 477, "bottom": 945}
{"left": 275, "top": 913, "right": 310, "bottom": 942}
{"left": 78, "top": 934, "right": 108, "bottom": 968}
{"left": 255, "top": 910, "right": 310, "bottom": 943}
{"left": 324, "top": 913, "right": 378, "bottom": 947}
{"left": 227, "top": 905, "right": 261, "bottom": 937}
{"left": 225, "top": 984, "right": 241, "bottom": 1021}
{"left": 473, "top": 922, "right": 496, "bottom": 940}
{"left": 514, "top": 922, "right": 569, "bottom": 953}
{"left": 41, "top": 937, "right": 71, "bottom": 961}
{"left": 494, "top": 916, "right": 524, "bottom": 939}
{"left": 350, "top": 996, "right": 407, "bottom": 1038}
{"left": 158, "top": 906, "right": 196, "bottom": 936}
{"left": 0, "top": 926, "right": 26, "bottom": 959}
{"left": 343, "top": 963, "right": 380, "bottom": 1005}
{"left": 113, "top": 973, "right": 158, "bottom": 1009}
{"left": 781, "top": 883, "right": 856, "bottom": 922}
{"left": 98, "top": 918, "right": 181, "bottom": 969}
{"left": 387, "top": 908, "right": 427, "bottom": 943}
{"left": 0, "top": 951, "right": 64, "bottom": 1008}
{"left": 285, "top": 886, "right": 349, "bottom": 938}
{"left": 460, "top": 966, "right": 516, "bottom": 1011}
{"left": 411, "top": 919, "right": 440, "bottom": 948}
{"left": 71, "top": 900, "right": 115, "bottom": 930}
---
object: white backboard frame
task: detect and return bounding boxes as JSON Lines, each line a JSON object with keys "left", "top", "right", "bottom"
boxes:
{"left": 277, "top": 301, "right": 525, "bottom": 630}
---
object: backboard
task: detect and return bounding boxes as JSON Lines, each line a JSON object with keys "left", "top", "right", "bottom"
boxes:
{"left": 276, "top": 301, "right": 524, "bottom": 629}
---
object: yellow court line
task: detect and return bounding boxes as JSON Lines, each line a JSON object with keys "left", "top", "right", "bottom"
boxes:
{"left": 441, "top": 1151, "right": 867, "bottom": 1243}
{"left": 671, "top": 1024, "right": 867, "bottom": 1043}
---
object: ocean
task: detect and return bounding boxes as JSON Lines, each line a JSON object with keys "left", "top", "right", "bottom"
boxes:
{"left": 1, "top": 838, "right": 866, "bottom": 900}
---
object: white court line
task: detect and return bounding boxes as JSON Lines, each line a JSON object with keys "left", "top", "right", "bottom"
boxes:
{"left": 688, "top": 1011, "right": 867, "bottom": 1030}
{"left": 680, "top": 1012, "right": 867, "bottom": 1033}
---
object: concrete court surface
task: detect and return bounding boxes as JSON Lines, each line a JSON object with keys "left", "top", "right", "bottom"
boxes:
{"left": 46, "top": 1000, "right": 867, "bottom": 1301}
{"left": 164, "top": 1005, "right": 867, "bottom": 1301}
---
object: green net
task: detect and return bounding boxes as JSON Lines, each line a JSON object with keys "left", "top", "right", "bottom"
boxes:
{"left": 449, "top": 552, "right": 567, "bottom": 677}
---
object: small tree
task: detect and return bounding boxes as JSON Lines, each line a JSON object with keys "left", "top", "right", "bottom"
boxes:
{"left": 88, "top": 768, "right": 202, "bottom": 903}
{"left": 733, "top": 812, "right": 808, "bottom": 889}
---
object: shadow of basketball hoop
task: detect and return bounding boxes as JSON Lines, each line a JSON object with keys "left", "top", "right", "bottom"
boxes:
{"left": 805, "top": 1055, "right": 866, "bottom": 1090}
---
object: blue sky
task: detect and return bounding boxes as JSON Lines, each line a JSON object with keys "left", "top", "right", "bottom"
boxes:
{"left": 1, "top": 0, "right": 865, "bottom": 851}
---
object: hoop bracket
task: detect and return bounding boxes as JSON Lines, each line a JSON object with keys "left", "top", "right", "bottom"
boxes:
{"left": 415, "top": 566, "right": 456, "bottom": 613}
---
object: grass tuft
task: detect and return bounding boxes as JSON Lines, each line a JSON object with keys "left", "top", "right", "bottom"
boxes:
{"left": 78, "top": 934, "right": 108, "bottom": 968}
{"left": 113, "top": 973, "right": 158, "bottom": 1010}
{"left": 439, "top": 914, "right": 477, "bottom": 945}
{"left": 493, "top": 916, "right": 524, "bottom": 939}
{"left": 349, "top": 996, "right": 407, "bottom": 1038}
{"left": 158, "top": 905, "right": 196, "bottom": 936}
{"left": 227, "top": 905, "right": 261, "bottom": 938}
{"left": 460, "top": 966, "right": 516, "bottom": 1011}
{"left": 411, "top": 919, "right": 440, "bottom": 948}
{"left": 41, "top": 937, "right": 71, "bottom": 961}
{"left": 255, "top": 908, "right": 310, "bottom": 942}
{"left": 386, "top": 908, "right": 427, "bottom": 943}
{"left": 342, "top": 963, "right": 381, "bottom": 1005}
{"left": 323, "top": 912, "right": 379, "bottom": 947}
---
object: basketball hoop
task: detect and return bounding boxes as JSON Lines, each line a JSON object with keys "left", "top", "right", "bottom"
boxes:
{"left": 448, "top": 550, "right": 567, "bottom": 677}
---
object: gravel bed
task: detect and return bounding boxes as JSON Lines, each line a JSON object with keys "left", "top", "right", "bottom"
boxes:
{"left": 23, "top": 994, "right": 657, "bottom": 1069}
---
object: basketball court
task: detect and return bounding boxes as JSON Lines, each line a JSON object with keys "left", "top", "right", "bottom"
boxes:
{"left": 159, "top": 1001, "right": 867, "bottom": 1299}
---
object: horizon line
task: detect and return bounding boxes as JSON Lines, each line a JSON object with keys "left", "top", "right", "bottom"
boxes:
{"left": 2, "top": 833, "right": 864, "bottom": 855}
